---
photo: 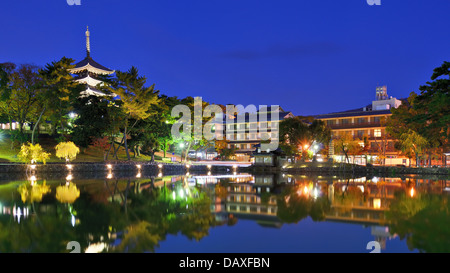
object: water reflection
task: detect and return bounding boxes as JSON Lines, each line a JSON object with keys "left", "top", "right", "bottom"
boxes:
{"left": 0, "top": 172, "right": 448, "bottom": 253}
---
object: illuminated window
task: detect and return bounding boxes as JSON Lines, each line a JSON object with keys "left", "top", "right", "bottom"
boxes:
{"left": 373, "top": 198, "right": 381, "bottom": 209}
{"left": 374, "top": 129, "right": 381, "bottom": 137}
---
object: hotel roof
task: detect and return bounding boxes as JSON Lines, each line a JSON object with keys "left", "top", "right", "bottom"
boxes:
{"left": 314, "top": 108, "right": 392, "bottom": 119}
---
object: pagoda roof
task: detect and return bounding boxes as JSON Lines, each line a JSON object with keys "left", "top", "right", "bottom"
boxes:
{"left": 70, "top": 56, "right": 115, "bottom": 75}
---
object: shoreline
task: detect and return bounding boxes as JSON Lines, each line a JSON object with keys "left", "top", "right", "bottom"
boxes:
{"left": 247, "top": 163, "right": 450, "bottom": 176}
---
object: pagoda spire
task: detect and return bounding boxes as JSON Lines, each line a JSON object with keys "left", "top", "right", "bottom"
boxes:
{"left": 86, "top": 26, "right": 90, "bottom": 57}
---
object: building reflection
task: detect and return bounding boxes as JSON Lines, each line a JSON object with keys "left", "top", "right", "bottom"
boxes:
{"left": 186, "top": 173, "right": 450, "bottom": 250}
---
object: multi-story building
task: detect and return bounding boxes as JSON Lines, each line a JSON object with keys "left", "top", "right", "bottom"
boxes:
{"left": 216, "top": 106, "right": 294, "bottom": 162}
{"left": 314, "top": 86, "right": 409, "bottom": 166}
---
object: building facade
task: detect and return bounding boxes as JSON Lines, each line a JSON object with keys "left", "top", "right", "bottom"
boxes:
{"left": 315, "top": 86, "right": 409, "bottom": 166}
{"left": 216, "top": 106, "right": 294, "bottom": 162}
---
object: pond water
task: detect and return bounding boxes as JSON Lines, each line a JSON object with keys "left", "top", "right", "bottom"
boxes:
{"left": 0, "top": 171, "right": 449, "bottom": 253}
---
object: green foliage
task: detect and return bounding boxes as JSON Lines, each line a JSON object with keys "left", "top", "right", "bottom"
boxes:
{"left": 279, "top": 117, "right": 331, "bottom": 158}
{"left": 38, "top": 57, "right": 84, "bottom": 137}
{"left": 0, "top": 63, "right": 42, "bottom": 134}
{"left": 105, "top": 66, "right": 161, "bottom": 160}
{"left": 386, "top": 192, "right": 450, "bottom": 253}
{"left": 55, "top": 141, "right": 80, "bottom": 161}
{"left": 17, "top": 142, "right": 51, "bottom": 164}
{"left": 71, "top": 95, "right": 123, "bottom": 149}
{"left": 334, "top": 133, "right": 362, "bottom": 163}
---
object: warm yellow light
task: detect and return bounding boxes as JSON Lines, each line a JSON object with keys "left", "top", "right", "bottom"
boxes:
{"left": 186, "top": 172, "right": 190, "bottom": 176}
{"left": 107, "top": 164, "right": 112, "bottom": 169}
{"left": 303, "top": 186, "right": 309, "bottom": 195}
{"left": 410, "top": 187, "right": 415, "bottom": 198}
{"left": 186, "top": 165, "right": 190, "bottom": 168}
{"left": 66, "top": 164, "right": 73, "bottom": 170}
{"left": 207, "top": 165, "right": 212, "bottom": 169}
{"left": 66, "top": 174, "right": 73, "bottom": 181}
{"left": 207, "top": 171, "right": 211, "bottom": 176}
{"left": 136, "top": 164, "right": 141, "bottom": 169}
{"left": 304, "top": 145, "right": 309, "bottom": 150}
{"left": 136, "top": 172, "right": 141, "bottom": 178}
{"left": 30, "top": 164, "right": 36, "bottom": 170}
{"left": 107, "top": 173, "right": 113, "bottom": 179}
{"left": 158, "top": 164, "right": 163, "bottom": 168}
{"left": 373, "top": 198, "right": 381, "bottom": 209}
{"left": 233, "top": 165, "right": 237, "bottom": 169}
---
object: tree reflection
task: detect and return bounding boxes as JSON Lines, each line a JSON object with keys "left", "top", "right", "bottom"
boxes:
{"left": 276, "top": 184, "right": 330, "bottom": 224}
{"left": 386, "top": 191, "right": 450, "bottom": 253}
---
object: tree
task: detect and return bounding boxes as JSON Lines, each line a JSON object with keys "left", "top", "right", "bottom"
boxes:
{"left": 398, "top": 129, "right": 428, "bottom": 167}
{"left": 55, "top": 141, "right": 80, "bottom": 162}
{"left": 414, "top": 61, "right": 450, "bottom": 166}
{"left": 334, "top": 133, "right": 362, "bottom": 165}
{"left": 279, "top": 117, "right": 331, "bottom": 160}
{"left": 0, "top": 63, "right": 43, "bottom": 138}
{"left": 386, "top": 93, "right": 422, "bottom": 165}
{"left": 37, "top": 57, "right": 84, "bottom": 142}
{"left": 387, "top": 62, "right": 449, "bottom": 166}
{"left": 71, "top": 95, "right": 123, "bottom": 153}
{"left": 279, "top": 116, "right": 309, "bottom": 157}
{"left": 106, "top": 66, "right": 160, "bottom": 160}
{"left": 17, "top": 142, "right": 51, "bottom": 164}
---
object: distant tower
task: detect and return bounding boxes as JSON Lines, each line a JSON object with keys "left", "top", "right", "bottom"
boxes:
{"left": 376, "top": 86, "right": 388, "bottom": 101}
{"left": 69, "top": 26, "right": 115, "bottom": 97}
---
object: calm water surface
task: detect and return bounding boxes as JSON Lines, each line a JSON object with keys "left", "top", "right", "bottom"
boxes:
{"left": 0, "top": 171, "right": 449, "bottom": 253}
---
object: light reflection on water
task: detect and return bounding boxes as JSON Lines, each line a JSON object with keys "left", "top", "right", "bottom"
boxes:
{"left": 0, "top": 172, "right": 448, "bottom": 253}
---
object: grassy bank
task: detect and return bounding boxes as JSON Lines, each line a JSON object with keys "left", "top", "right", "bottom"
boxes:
{"left": 0, "top": 133, "right": 182, "bottom": 163}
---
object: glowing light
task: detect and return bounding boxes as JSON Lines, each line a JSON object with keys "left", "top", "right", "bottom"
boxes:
{"left": 66, "top": 174, "right": 73, "bottom": 181}
{"left": 410, "top": 187, "right": 415, "bottom": 198}
{"left": 373, "top": 198, "right": 381, "bottom": 209}
{"left": 107, "top": 164, "right": 112, "bottom": 169}
{"left": 304, "top": 145, "right": 309, "bottom": 150}
{"left": 303, "top": 186, "right": 309, "bottom": 195}
{"left": 136, "top": 173, "right": 141, "bottom": 178}
{"left": 107, "top": 173, "right": 113, "bottom": 179}
{"left": 30, "top": 175, "right": 37, "bottom": 182}
{"left": 186, "top": 172, "right": 190, "bottom": 176}
{"left": 186, "top": 165, "right": 190, "bottom": 168}
{"left": 30, "top": 164, "right": 36, "bottom": 170}
{"left": 158, "top": 164, "right": 163, "bottom": 168}
{"left": 233, "top": 165, "right": 237, "bottom": 169}
{"left": 179, "top": 143, "right": 185, "bottom": 148}
{"left": 179, "top": 189, "right": 184, "bottom": 198}
{"left": 313, "top": 188, "right": 319, "bottom": 199}
{"left": 372, "top": 177, "right": 379, "bottom": 183}
{"left": 66, "top": 164, "right": 73, "bottom": 170}
{"left": 207, "top": 171, "right": 211, "bottom": 176}
{"left": 207, "top": 165, "right": 212, "bottom": 169}
{"left": 172, "top": 192, "right": 176, "bottom": 200}
{"left": 69, "top": 112, "right": 76, "bottom": 118}
{"left": 71, "top": 214, "right": 76, "bottom": 227}
{"left": 136, "top": 164, "right": 141, "bottom": 169}
{"left": 158, "top": 172, "right": 163, "bottom": 177}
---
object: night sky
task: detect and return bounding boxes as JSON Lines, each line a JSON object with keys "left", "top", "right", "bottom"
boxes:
{"left": 2, "top": 0, "right": 449, "bottom": 116}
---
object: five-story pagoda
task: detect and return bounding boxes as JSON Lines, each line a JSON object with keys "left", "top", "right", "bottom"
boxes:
{"left": 69, "top": 26, "right": 115, "bottom": 97}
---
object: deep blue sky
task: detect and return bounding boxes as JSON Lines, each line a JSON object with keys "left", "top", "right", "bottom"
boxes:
{"left": 1, "top": 0, "right": 449, "bottom": 116}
